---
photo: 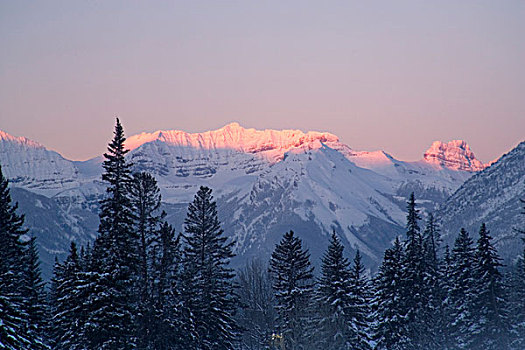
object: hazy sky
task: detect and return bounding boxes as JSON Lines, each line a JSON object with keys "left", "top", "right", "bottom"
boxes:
{"left": 1, "top": 1, "right": 524, "bottom": 162}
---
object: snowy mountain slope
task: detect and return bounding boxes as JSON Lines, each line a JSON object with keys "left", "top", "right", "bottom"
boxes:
{"left": 122, "top": 125, "right": 405, "bottom": 267}
{"left": 0, "top": 131, "right": 82, "bottom": 196}
{"left": 438, "top": 141, "right": 525, "bottom": 263}
{"left": 125, "top": 124, "right": 481, "bottom": 206}
{"left": 0, "top": 125, "right": 488, "bottom": 276}
{"left": 337, "top": 140, "right": 487, "bottom": 210}
{"left": 214, "top": 144, "right": 407, "bottom": 268}
{"left": 10, "top": 187, "right": 99, "bottom": 279}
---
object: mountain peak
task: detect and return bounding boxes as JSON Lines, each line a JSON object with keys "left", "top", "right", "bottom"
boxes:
{"left": 0, "top": 130, "right": 44, "bottom": 149}
{"left": 221, "top": 121, "right": 242, "bottom": 129}
{"left": 423, "top": 140, "right": 486, "bottom": 171}
{"left": 125, "top": 123, "right": 340, "bottom": 162}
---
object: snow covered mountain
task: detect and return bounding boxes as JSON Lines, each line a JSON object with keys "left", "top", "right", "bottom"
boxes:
{"left": 423, "top": 140, "right": 486, "bottom": 171}
{"left": 0, "top": 130, "right": 81, "bottom": 195}
{"left": 0, "top": 124, "right": 491, "bottom": 277}
{"left": 438, "top": 141, "right": 525, "bottom": 264}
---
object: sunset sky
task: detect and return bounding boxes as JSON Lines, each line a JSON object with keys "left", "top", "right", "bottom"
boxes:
{"left": 1, "top": 0, "right": 524, "bottom": 162}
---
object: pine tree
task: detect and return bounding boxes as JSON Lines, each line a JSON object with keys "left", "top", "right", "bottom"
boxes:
{"left": 84, "top": 118, "right": 138, "bottom": 349}
{"left": 0, "top": 164, "right": 32, "bottom": 349}
{"left": 347, "top": 250, "right": 372, "bottom": 350}
{"left": 449, "top": 228, "right": 476, "bottom": 349}
{"left": 22, "top": 236, "right": 49, "bottom": 349}
{"left": 181, "top": 186, "right": 237, "bottom": 349}
{"left": 269, "top": 230, "right": 315, "bottom": 350}
{"left": 470, "top": 223, "right": 510, "bottom": 350}
{"left": 128, "top": 171, "right": 164, "bottom": 349}
{"left": 373, "top": 237, "right": 407, "bottom": 350}
{"left": 315, "top": 231, "right": 353, "bottom": 350}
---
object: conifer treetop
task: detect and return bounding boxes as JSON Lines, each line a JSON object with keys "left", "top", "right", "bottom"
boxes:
{"left": 102, "top": 117, "right": 132, "bottom": 187}
{"left": 405, "top": 192, "right": 421, "bottom": 241}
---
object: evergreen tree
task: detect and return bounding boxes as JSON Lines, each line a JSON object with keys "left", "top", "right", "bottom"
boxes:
{"left": 50, "top": 242, "right": 86, "bottom": 350}
{"left": 422, "top": 213, "right": 440, "bottom": 273}
{"left": 373, "top": 237, "right": 407, "bottom": 350}
{"left": 420, "top": 214, "right": 442, "bottom": 349}
{"left": 399, "top": 193, "right": 436, "bottom": 349}
{"left": 438, "top": 245, "right": 455, "bottom": 350}
{"left": 48, "top": 257, "right": 61, "bottom": 349}
{"left": 84, "top": 118, "right": 138, "bottom": 349}
{"left": 315, "top": 231, "right": 353, "bottom": 350}
{"left": 151, "top": 222, "right": 193, "bottom": 349}
{"left": 128, "top": 171, "right": 164, "bottom": 349}
{"left": 405, "top": 193, "right": 421, "bottom": 244}
{"left": 269, "top": 230, "right": 315, "bottom": 350}
{"left": 22, "top": 236, "right": 49, "bottom": 349}
{"left": 0, "top": 164, "right": 32, "bottom": 349}
{"left": 449, "top": 228, "right": 476, "bottom": 349}
{"left": 347, "top": 250, "right": 372, "bottom": 350}
{"left": 470, "top": 223, "right": 510, "bottom": 350}
{"left": 181, "top": 186, "right": 237, "bottom": 349}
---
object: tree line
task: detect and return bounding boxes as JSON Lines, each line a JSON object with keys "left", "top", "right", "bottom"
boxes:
{"left": 237, "top": 195, "right": 525, "bottom": 350}
{"left": 1, "top": 119, "right": 524, "bottom": 349}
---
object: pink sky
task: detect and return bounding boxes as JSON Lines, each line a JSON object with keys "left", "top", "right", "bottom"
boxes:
{"left": 1, "top": 1, "right": 524, "bottom": 163}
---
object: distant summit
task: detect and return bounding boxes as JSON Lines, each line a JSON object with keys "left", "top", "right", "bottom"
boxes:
{"left": 423, "top": 140, "right": 486, "bottom": 172}
{"left": 0, "top": 130, "right": 44, "bottom": 149}
{"left": 125, "top": 122, "right": 340, "bottom": 163}
{"left": 0, "top": 130, "right": 79, "bottom": 193}
{"left": 125, "top": 124, "right": 488, "bottom": 172}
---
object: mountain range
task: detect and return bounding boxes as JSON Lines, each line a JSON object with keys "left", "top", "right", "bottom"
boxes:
{"left": 1, "top": 123, "right": 522, "bottom": 279}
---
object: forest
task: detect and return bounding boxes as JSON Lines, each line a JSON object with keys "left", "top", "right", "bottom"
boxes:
{"left": 1, "top": 120, "right": 524, "bottom": 350}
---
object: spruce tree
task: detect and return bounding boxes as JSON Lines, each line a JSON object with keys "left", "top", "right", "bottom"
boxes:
{"left": 181, "top": 186, "right": 237, "bottom": 349}
{"left": 0, "top": 164, "right": 32, "bottom": 349}
{"left": 315, "top": 231, "right": 353, "bottom": 350}
{"left": 449, "top": 228, "right": 476, "bottom": 349}
{"left": 128, "top": 171, "right": 164, "bottom": 349}
{"left": 372, "top": 237, "right": 407, "bottom": 350}
{"left": 405, "top": 193, "right": 421, "bottom": 244}
{"left": 420, "top": 213, "right": 442, "bottom": 349}
{"left": 400, "top": 193, "right": 435, "bottom": 349}
{"left": 48, "top": 258, "right": 61, "bottom": 349}
{"left": 422, "top": 213, "right": 440, "bottom": 272}
{"left": 151, "top": 222, "right": 192, "bottom": 349}
{"left": 347, "top": 250, "right": 372, "bottom": 350}
{"left": 50, "top": 242, "right": 85, "bottom": 350}
{"left": 470, "top": 223, "right": 510, "bottom": 349}
{"left": 22, "top": 236, "right": 49, "bottom": 349}
{"left": 269, "top": 230, "right": 314, "bottom": 350}
{"left": 84, "top": 118, "right": 138, "bottom": 349}
{"left": 438, "top": 245, "right": 455, "bottom": 350}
